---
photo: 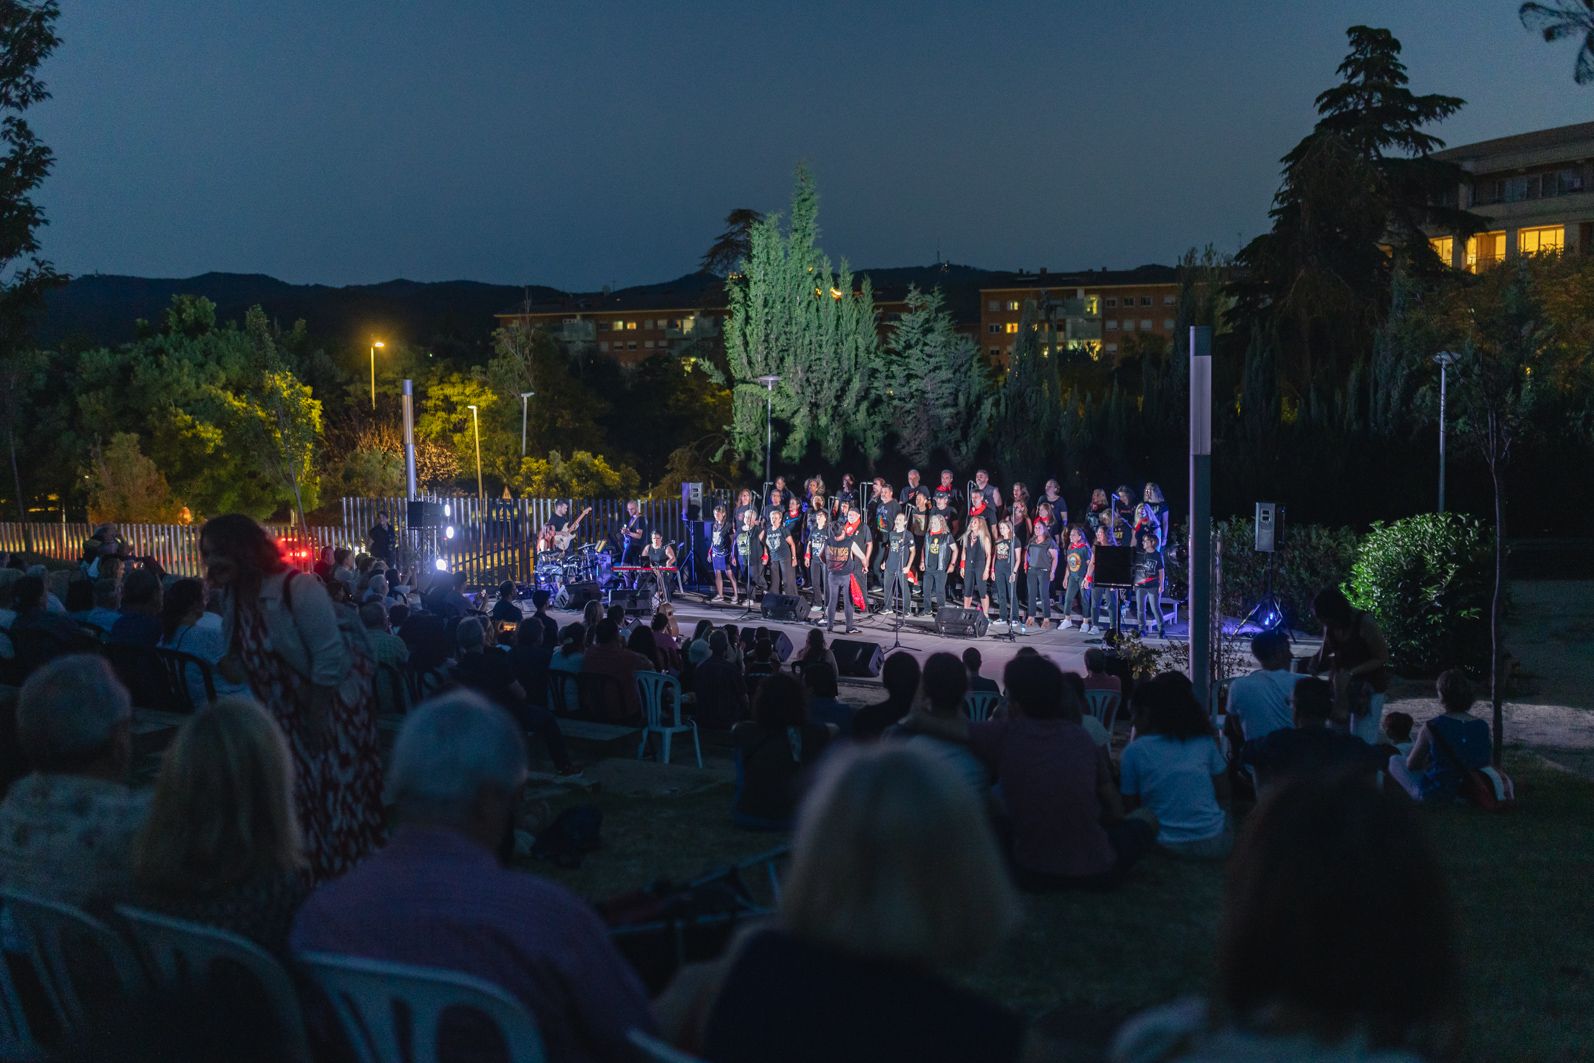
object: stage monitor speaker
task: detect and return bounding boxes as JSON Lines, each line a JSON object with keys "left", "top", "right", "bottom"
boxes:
{"left": 681, "top": 481, "right": 705, "bottom": 522}
{"left": 555, "top": 581, "right": 603, "bottom": 609}
{"left": 1254, "top": 502, "right": 1279, "bottom": 553}
{"left": 740, "top": 625, "right": 794, "bottom": 662}
{"left": 1092, "top": 545, "right": 1134, "bottom": 588}
{"left": 760, "top": 593, "right": 802, "bottom": 622}
{"left": 611, "top": 587, "right": 654, "bottom": 615}
{"left": 832, "top": 639, "right": 884, "bottom": 679}
{"left": 406, "top": 500, "right": 444, "bottom": 529}
{"left": 934, "top": 605, "right": 989, "bottom": 639}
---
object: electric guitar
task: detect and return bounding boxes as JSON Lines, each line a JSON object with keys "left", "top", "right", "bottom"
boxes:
{"left": 552, "top": 507, "right": 593, "bottom": 551}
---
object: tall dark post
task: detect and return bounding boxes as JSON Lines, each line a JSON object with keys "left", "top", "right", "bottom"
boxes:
{"left": 1189, "top": 326, "right": 1213, "bottom": 710}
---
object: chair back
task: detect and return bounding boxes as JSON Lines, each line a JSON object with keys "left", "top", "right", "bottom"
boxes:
{"left": 635, "top": 671, "right": 682, "bottom": 729}
{"left": 546, "top": 670, "right": 576, "bottom": 714}
{"left": 374, "top": 661, "right": 408, "bottom": 717}
{"left": 1084, "top": 688, "right": 1122, "bottom": 732}
{"left": 0, "top": 890, "right": 147, "bottom": 1033}
{"left": 297, "top": 952, "right": 547, "bottom": 1063}
{"left": 963, "top": 690, "right": 1003, "bottom": 723}
{"left": 103, "top": 642, "right": 184, "bottom": 711}
{"left": 629, "top": 1029, "right": 708, "bottom": 1062}
{"left": 576, "top": 671, "right": 629, "bottom": 723}
{"left": 157, "top": 648, "right": 217, "bottom": 710}
{"left": 115, "top": 906, "right": 311, "bottom": 1062}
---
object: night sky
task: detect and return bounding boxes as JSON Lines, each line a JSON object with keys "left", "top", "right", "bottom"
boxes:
{"left": 37, "top": 1, "right": 1593, "bottom": 290}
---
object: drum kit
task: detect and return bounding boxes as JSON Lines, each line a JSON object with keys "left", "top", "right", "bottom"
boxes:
{"left": 534, "top": 542, "right": 615, "bottom": 594}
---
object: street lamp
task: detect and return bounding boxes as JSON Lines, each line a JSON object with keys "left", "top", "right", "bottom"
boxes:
{"left": 1434, "top": 351, "right": 1458, "bottom": 513}
{"left": 755, "top": 374, "right": 781, "bottom": 492}
{"left": 466, "top": 403, "right": 484, "bottom": 500}
{"left": 369, "top": 340, "right": 385, "bottom": 409}
{"left": 519, "top": 391, "right": 535, "bottom": 457}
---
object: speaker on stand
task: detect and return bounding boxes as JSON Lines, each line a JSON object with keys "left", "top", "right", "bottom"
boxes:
{"left": 1240, "top": 502, "right": 1288, "bottom": 636}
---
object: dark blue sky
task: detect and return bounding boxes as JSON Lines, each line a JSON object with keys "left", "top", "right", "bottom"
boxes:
{"left": 37, "top": 1, "right": 1593, "bottom": 289}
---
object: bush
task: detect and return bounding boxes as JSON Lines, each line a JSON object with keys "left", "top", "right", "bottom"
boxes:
{"left": 1170, "top": 517, "right": 1358, "bottom": 633}
{"left": 1347, "top": 513, "right": 1492, "bottom": 675}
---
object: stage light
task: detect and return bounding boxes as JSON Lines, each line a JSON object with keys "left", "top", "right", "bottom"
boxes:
{"left": 443, "top": 503, "right": 452, "bottom": 517}
{"left": 433, "top": 558, "right": 448, "bottom": 572}
{"left": 445, "top": 525, "right": 455, "bottom": 540}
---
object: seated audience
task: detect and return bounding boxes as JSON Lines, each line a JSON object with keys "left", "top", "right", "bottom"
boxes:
{"left": 290, "top": 693, "right": 653, "bottom": 1060}
{"left": 359, "top": 601, "right": 409, "bottom": 669}
{"left": 1387, "top": 670, "right": 1492, "bottom": 803}
{"left": 851, "top": 651, "right": 920, "bottom": 739}
{"left": 1225, "top": 630, "right": 1303, "bottom": 743}
{"left": 159, "top": 578, "right": 246, "bottom": 707}
{"left": 891, "top": 652, "right": 988, "bottom": 796}
{"left": 108, "top": 567, "right": 164, "bottom": 647}
{"left": 132, "top": 697, "right": 308, "bottom": 952}
{"left": 743, "top": 637, "right": 781, "bottom": 686}
{"left": 397, "top": 608, "right": 451, "bottom": 676}
{"left": 1309, "top": 586, "right": 1392, "bottom": 744}
{"left": 330, "top": 548, "right": 357, "bottom": 596}
{"left": 1120, "top": 674, "right": 1232, "bottom": 860}
{"left": 686, "top": 619, "right": 716, "bottom": 668}
{"left": 421, "top": 570, "right": 472, "bottom": 619}
{"left": 549, "top": 622, "right": 586, "bottom": 710}
{"left": 511, "top": 617, "right": 553, "bottom": 708}
{"left": 64, "top": 577, "right": 94, "bottom": 621}
{"left": 1381, "top": 710, "right": 1416, "bottom": 758}
{"left": 1111, "top": 771, "right": 1461, "bottom": 1062}
{"left": 80, "top": 577, "right": 123, "bottom": 633}
{"left": 721, "top": 624, "right": 744, "bottom": 669}
{"left": 651, "top": 612, "right": 683, "bottom": 673}
{"left": 627, "top": 623, "right": 666, "bottom": 673}
{"left": 528, "top": 589, "right": 558, "bottom": 647}
{"left": 731, "top": 673, "right": 834, "bottom": 830}
{"left": 802, "top": 663, "right": 852, "bottom": 735}
{"left": 581, "top": 619, "right": 649, "bottom": 722}
{"left": 453, "top": 617, "right": 525, "bottom": 708}
{"left": 693, "top": 630, "right": 750, "bottom": 729}
{"left": 489, "top": 580, "right": 521, "bottom": 624}
{"left": 795, "top": 627, "right": 838, "bottom": 676}
{"left": 1082, "top": 648, "right": 1122, "bottom": 695}
{"left": 1062, "top": 670, "right": 1110, "bottom": 748}
{"left": 670, "top": 744, "right": 1040, "bottom": 1063}
{"left": 1240, "top": 677, "right": 1385, "bottom": 792}
{"left": 905, "top": 654, "right": 1154, "bottom": 890}
{"left": 361, "top": 574, "right": 389, "bottom": 605}
{"left": 963, "top": 647, "right": 999, "bottom": 694}
{"left": 0, "top": 656, "right": 148, "bottom": 908}
{"left": 0, "top": 569, "right": 21, "bottom": 656}
{"left": 10, "top": 575, "right": 91, "bottom": 670}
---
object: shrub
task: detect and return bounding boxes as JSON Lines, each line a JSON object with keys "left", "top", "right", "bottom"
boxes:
{"left": 1347, "top": 513, "right": 1492, "bottom": 675}
{"left": 1171, "top": 517, "right": 1359, "bottom": 633}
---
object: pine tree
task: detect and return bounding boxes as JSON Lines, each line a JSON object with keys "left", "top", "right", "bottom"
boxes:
{"left": 991, "top": 299, "right": 1061, "bottom": 479}
{"left": 886, "top": 286, "right": 990, "bottom": 467}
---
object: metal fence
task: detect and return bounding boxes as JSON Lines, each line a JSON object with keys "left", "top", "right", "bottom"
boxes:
{"left": 0, "top": 522, "right": 353, "bottom": 579}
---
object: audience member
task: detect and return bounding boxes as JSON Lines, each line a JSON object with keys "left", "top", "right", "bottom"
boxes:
{"left": 80, "top": 577, "right": 123, "bottom": 633}
{"left": 581, "top": 619, "right": 649, "bottom": 722}
{"left": 580, "top": 600, "right": 604, "bottom": 643}
{"left": 159, "top": 577, "right": 246, "bottom": 707}
{"left": 1381, "top": 711, "right": 1415, "bottom": 758}
{"left": 722, "top": 624, "right": 745, "bottom": 668}
{"left": 511, "top": 617, "right": 552, "bottom": 708}
{"left": 421, "top": 570, "right": 472, "bottom": 619}
{"left": 0, "top": 656, "right": 147, "bottom": 909}
{"left": 361, "top": 575, "right": 389, "bottom": 605}
{"left": 686, "top": 619, "right": 716, "bottom": 668}
{"left": 358, "top": 601, "right": 409, "bottom": 669}
{"left": 795, "top": 627, "right": 838, "bottom": 676}
{"left": 312, "top": 546, "right": 334, "bottom": 583}
{"left": 108, "top": 568, "right": 164, "bottom": 647}
{"left": 1111, "top": 771, "right": 1461, "bottom": 1062}
{"left": 290, "top": 693, "right": 654, "bottom": 1061}
{"left": 1225, "top": 630, "right": 1302, "bottom": 743}
{"left": 891, "top": 652, "right": 988, "bottom": 796}
{"left": 1309, "top": 586, "right": 1392, "bottom": 743}
{"left": 1082, "top": 648, "right": 1122, "bottom": 695}
{"left": 905, "top": 654, "right": 1154, "bottom": 890}
{"left": 529, "top": 589, "right": 558, "bottom": 646}
{"left": 963, "top": 647, "right": 999, "bottom": 694}
{"left": 675, "top": 744, "right": 1036, "bottom": 1063}
{"left": 802, "top": 663, "right": 852, "bottom": 736}
{"left": 1239, "top": 677, "right": 1385, "bottom": 793}
{"left": 693, "top": 630, "right": 750, "bottom": 729}
{"left": 1120, "top": 674, "right": 1232, "bottom": 860}
{"left": 64, "top": 577, "right": 94, "bottom": 619}
{"left": 731, "top": 673, "right": 834, "bottom": 830}
{"left": 1387, "top": 670, "right": 1492, "bottom": 803}
{"left": 132, "top": 697, "right": 308, "bottom": 952}
{"left": 852, "top": 651, "right": 920, "bottom": 739}
{"left": 743, "top": 637, "right": 781, "bottom": 687}
{"left": 330, "top": 549, "right": 357, "bottom": 596}
{"left": 651, "top": 613, "right": 683, "bottom": 672}
{"left": 627, "top": 623, "right": 665, "bottom": 672}
{"left": 453, "top": 617, "right": 526, "bottom": 708}
{"left": 550, "top": 622, "right": 586, "bottom": 709}
{"left": 1061, "top": 671, "right": 1110, "bottom": 748}
{"left": 202, "top": 514, "right": 385, "bottom": 882}
{"left": 489, "top": 580, "right": 521, "bottom": 624}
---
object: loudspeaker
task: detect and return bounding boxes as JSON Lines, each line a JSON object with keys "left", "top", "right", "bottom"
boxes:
{"left": 761, "top": 593, "right": 802, "bottom": 622}
{"left": 406, "top": 500, "right": 444, "bottom": 528}
{"left": 1092, "top": 545, "right": 1134, "bottom": 588}
{"left": 610, "top": 587, "right": 653, "bottom": 615}
{"left": 832, "top": 639, "right": 884, "bottom": 678}
{"left": 934, "top": 605, "right": 989, "bottom": 638}
{"left": 739, "top": 626, "right": 793, "bottom": 662}
{"left": 555, "top": 581, "right": 602, "bottom": 609}
{"left": 1254, "top": 502, "right": 1279, "bottom": 553}
{"left": 681, "top": 481, "right": 705, "bottom": 522}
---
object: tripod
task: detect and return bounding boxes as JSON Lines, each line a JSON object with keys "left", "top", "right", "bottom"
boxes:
{"left": 1239, "top": 549, "right": 1291, "bottom": 641}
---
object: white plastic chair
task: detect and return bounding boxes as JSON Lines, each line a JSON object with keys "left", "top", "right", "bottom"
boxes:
{"left": 629, "top": 1028, "right": 709, "bottom": 1062}
{"left": 0, "top": 890, "right": 147, "bottom": 1037}
{"left": 963, "top": 690, "right": 1003, "bottom": 723}
{"left": 635, "top": 670, "right": 701, "bottom": 767}
{"left": 297, "top": 952, "right": 546, "bottom": 1063}
{"left": 115, "top": 906, "right": 312, "bottom": 1062}
{"left": 1084, "top": 688, "right": 1122, "bottom": 732}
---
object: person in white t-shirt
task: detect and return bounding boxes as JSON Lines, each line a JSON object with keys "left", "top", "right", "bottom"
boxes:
{"left": 1225, "top": 630, "right": 1304, "bottom": 743}
{"left": 1120, "top": 673, "right": 1231, "bottom": 860}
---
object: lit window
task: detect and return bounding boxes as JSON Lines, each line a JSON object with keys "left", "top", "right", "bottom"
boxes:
{"left": 1122, "top": 319, "right": 1135, "bottom": 332}
{"left": 1465, "top": 231, "right": 1506, "bottom": 272}
{"left": 1163, "top": 319, "right": 1175, "bottom": 330}
{"left": 1140, "top": 296, "right": 1152, "bottom": 307}
{"left": 627, "top": 321, "right": 638, "bottom": 330}
{"left": 987, "top": 323, "right": 1001, "bottom": 334}
{"left": 1005, "top": 300, "right": 1020, "bottom": 312}
{"left": 612, "top": 321, "right": 625, "bottom": 331}
{"left": 1430, "top": 235, "right": 1454, "bottom": 266}
{"left": 1084, "top": 296, "right": 1100, "bottom": 315}
{"left": 1105, "top": 297, "right": 1117, "bottom": 308}
{"left": 1004, "top": 322, "right": 1019, "bottom": 334}
{"left": 1163, "top": 294, "right": 1176, "bottom": 305}
{"left": 1518, "top": 225, "right": 1564, "bottom": 255}
{"left": 986, "top": 299, "right": 999, "bottom": 311}
{"left": 1105, "top": 320, "right": 1119, "bottom": 330}
{"left": 1141, "top": 319, "right": 1153, "bottom": 331}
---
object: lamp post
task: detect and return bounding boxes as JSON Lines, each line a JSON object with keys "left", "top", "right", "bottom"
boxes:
{"left": 1434, "top": 351, "right": 1457, "bottom": 513}
{"left": 466, "top": 404, "right": 484, "bottom": 500}
{"left": 519, "top": 391, "right": 535, "bottom": 457}
{"left": 755, "top": 374, "right": 781, "bottom": 492}
{"left": 369, "top": 340, "right": 385, "bottom": 409}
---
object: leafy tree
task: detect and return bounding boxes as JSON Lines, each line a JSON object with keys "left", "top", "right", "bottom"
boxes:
{"left": 0, "top": 0, "right": 62, "bottom": 535}
{"left": 885, "top": 286, "right": 990, "bottom": 467}
{"left": 1520, "top": 0, "right": 1594, "bottom": 83}
{"left": 511, "top": 449, "right": 639, "bottom": 498}
{"left": 85, "top": 432, "right": 179, "bottom": 524}
{"left": 700, "top": 208, "right": 764, "bottom": 276}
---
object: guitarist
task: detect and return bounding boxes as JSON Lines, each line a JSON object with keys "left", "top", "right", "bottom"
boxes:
{"left": 550, "top": 501, "right": 593, "bottom": 553}
{"left": 619, "top": 500, "right": 647, "bottom": 567}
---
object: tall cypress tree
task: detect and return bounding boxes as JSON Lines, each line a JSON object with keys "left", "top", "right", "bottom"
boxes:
{"left": 886, "top": 286, "right": 989, "bottom": 467}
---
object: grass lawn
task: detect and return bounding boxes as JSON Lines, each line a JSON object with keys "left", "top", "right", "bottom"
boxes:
{"left": 523, "top": 753, "right": 1594, "bottom": 1062}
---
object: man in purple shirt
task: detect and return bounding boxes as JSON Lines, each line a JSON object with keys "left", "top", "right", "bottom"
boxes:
{"left": 290, "top": 692, "right": 655, "bottom": 1061}
{"left": 901, "top": 653, "right": 1155, "bottom": 890}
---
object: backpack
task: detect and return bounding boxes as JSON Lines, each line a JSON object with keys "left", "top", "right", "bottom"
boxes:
{"left": 1428, "top": 720, "right": 1515, "bottom": 812}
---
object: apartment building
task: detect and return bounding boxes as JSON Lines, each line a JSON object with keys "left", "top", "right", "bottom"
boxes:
{"left": 977, "top": 265, "right": 1181, "bottom": 365}
{"left": 1429, "top": 120, "right": 1594, "bottom": 270}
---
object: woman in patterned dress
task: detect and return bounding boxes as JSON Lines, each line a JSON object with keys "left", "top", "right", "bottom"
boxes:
{"left": 202, "top": 514, "right": 384, "bottom": 882}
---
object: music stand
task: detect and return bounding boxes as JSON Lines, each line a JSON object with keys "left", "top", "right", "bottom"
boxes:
{"left": 1091, "top": 545, "right": 1135, "bottom": 639}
